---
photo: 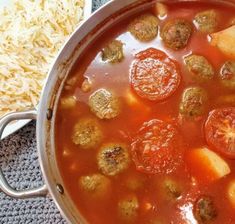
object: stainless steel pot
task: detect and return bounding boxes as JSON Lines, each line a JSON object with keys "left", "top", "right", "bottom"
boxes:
{"left": 0, "top": 0, "right": 234, "bottom": 223}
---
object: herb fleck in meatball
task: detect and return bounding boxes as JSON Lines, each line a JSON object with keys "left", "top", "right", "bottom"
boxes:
{"left": 89, "top": 89, "right": 120, "bottom": 119}
{"left": 101, "top": 40, "right": 124, "bottom": 63}
{"left": 118, "top": 196, "right": 139, "bottom": 221}
{"left": 129, "top": 14, "right": 159, "bottom": 42}
{"left": 79, "top": 173, "right": 111, "bottom": 197}
{"left": 97, "top": 143, "right": 130, "bottom": 176}
{"left": 185, "top": 55, "right": 214, "bottom": 82}
{"left": 179, "top": 87, "right": 208, "bottom": 119}
{"left": 161, "top": 19, "right": 193, "bottom": 50}
{"left": 219, "top": 61, "right": 235, "bottom": 90}
{"left": 72, "top": 118, "right": 103, "bottom": 149}
{"left": 194, "top": 10, "right": 218, "bottom": 33}
{"left": 194, "top": 196, "right": 217, "bottom": 223}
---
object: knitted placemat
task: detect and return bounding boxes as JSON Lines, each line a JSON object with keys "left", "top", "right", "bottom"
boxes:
{"left": 0, "top": 0, "right": 109, "bottom": 223}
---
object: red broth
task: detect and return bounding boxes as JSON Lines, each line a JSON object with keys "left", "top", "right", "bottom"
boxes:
{"left": 55, "top": 1, "right": 235, "bottom": 223}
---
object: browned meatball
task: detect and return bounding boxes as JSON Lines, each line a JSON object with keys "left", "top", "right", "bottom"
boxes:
{"left": 89, "top": 88, "right": 120, "bottom": 119}
{"left": 97, "top": 143, "right": 130, "bottom": 176}
{"left": 161, "top": 19, "right": 193, "bottom": 50}
{"left": 128, "top": 14, "right": 159, "bottom": 42}
{"left": 118, "top": 195, "right": 139, "bottom": 221}
{"left": 79, "top": 173, "right": 111, "bottom": 198}
{"left": 219, "top": 61, "right": 235, "bottom": 90}
{"left": 179, "top": 87, "right": 208, "bottom": 119}
{"left": 101, "top": 40, "right": 124, "bottom": 63}
{"left": 194, "top": 10, "right": 218, "bottom": 33}
{"left": 72, "top": 117, "right": 103, "bottom": 149}
{"left": 185, "top": 55, "right": 214, "bottom": 82}
{"left": 194, "top": 196, "right": 217, "bottom": 223}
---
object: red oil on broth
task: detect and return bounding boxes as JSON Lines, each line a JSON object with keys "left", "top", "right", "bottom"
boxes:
{"left": 55, "top": 1, "right": 235, "bottom": 223}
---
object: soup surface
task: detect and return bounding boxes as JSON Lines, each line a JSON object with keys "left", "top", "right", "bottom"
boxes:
{"left": 55, "top": 1, "right": 235, "bottom": 223}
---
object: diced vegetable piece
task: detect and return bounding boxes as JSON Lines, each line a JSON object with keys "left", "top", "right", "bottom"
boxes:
{"left": 79, "top": 174, "right": 111, "bottom": 198}
{"left": 130, "top": 48, "right": 181, "bottom": 101}
{"left": 194, "top": 196, "right": 217, "bottom": 222}
{"left": 186, "top": 147, "right": 231, "bottom": 184}
{"left": 179, "top": 87, "right": 208, "bottom": 119}
{"left": 101, "top": 40, "right": 124, "bottom": 63}
{"left": 205, "top": 108, "right": 235, "bottom": 159}
{"left": 81, "top": 78, "right": 92, "bottom": 93}
{"left": 72, "top": 117, "right": 103, "bottom": 149}
{"left": 60, "top": 96, "right": 76, "bottom": 109}
{"left": 118, "top": 195, "right": 139, "bottom": 221}
{"left": 97, "top": 143, "right": 130, "bottom": 176}
{"left": 185, "top": 55, "right": 214, "bottom": 82}
{"left": 210, "top": 25, "right": 235, "bottom": 58}
{"left": 219, "top": 61, "right": 235, "bottom": 90}
{"left": 194, "top": 10, "right": 218, "bottom": 33}
{"left": 154, "top": 3, "right": 168, "bottom": 17}
{"left": 131, "top": 119, "right": 184, "bottom": 174}
{"left": 228, "top": 180, "right": 235, "bottom": 208}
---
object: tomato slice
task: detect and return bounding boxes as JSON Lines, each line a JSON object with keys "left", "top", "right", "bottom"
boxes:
{"left": 130, "top": 48, "right": 181, "bottom": 101}
{"left": 131, "top": 119, "right": 184, "bottom": 174}
{"left": 205, "top": 107, "right": 235, "bottom": 159}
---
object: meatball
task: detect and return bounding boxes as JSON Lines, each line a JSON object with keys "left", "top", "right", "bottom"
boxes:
{"left": 89, "top": 89, "right": 120, "bottom": 119}
{"left": 101, "top": 40, "right": 124, "bottom": 63}
{"left": 219, "top": 61, "right": 235, "bottom": 90}
{"left": 79, "top": 173, "right": 111, "bottom": 197}
{"left": 185, "top": 55, "right": 214, "bottom": 82}
{"left": 118, "top": 196, "right": 139, "bottom": 221}
{"left": 71, "top": 117, "right": 103, "bottom": 149}
{"left": 194, "top": 196, "right": 217, "bottom": 223}
{"left": 97, "top": 143, "right": 130, "bottom": 176}
{"left": 194, "top": 10, "right": 218, "bottom": 33}
{"left": 179, "top": 87, "right": 208, "bottom": 119}
{"left": 128, "top": 13, "right": 159, "bottom": 42}
{"left": 163, "top": 178, "right": 182, "bottom": 200}
{"left": 161, "top": 19, "right": 193, "bottom": 50}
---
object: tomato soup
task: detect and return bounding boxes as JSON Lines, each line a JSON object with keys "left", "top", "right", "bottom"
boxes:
{"left": 55, "top": 1, "right": 235, "bottom": 223}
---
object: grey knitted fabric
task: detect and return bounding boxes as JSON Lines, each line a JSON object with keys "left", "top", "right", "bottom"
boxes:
{"left": 0, "top": 0, "right": 109, "bottom": 223}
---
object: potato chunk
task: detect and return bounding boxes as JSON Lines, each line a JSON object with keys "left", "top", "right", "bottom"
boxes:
{"left": 79, "top": 173, "right": 111, "bottom": 198}
{"left": 211, "top": 25, "right": 235, "bottom": 58}
{"left": 186, "top": 147, "right": 231, "bottom": 184}
{"left": 118, "top": 195, "right": 139, "bottom": 221}
{"left": 228, "top": 180, "right": 235, "bottom": 208}
{"left": 60, "top": 96, "right": 76, "bottom": 109}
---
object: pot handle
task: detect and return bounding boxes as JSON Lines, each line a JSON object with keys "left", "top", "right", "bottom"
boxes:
{"left": 0, "top": 110, "right": 48, "bottom": 198}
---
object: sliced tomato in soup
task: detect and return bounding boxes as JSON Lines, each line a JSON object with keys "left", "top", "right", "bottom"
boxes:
{"left": 205, "top": 107, "right": 235, "bottom": 159}
{"left": 131, "top": 119, "right": 184, "bottom": 174}
{"left": 130, "top": 48, "right": 181, "bottom": 101}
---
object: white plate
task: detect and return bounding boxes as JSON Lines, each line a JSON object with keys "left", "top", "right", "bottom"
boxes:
{"left": 0, "top": 0, "right": 92, "bottom": 139}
